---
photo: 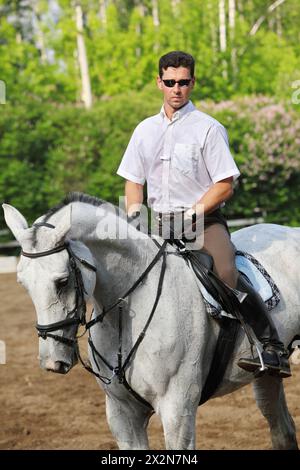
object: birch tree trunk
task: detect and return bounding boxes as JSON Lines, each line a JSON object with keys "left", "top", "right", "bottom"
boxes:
{"left": 99, "top": 0, "right": 107, "bottom": 28}
{"left": 228, "top": 0, "right": 235, "bottom": 30}
{"left": 276, "top": 3, "right": 282, "bottom": 37}
{"left": 32, "top": 0, "right": 47, "bottom": 63}
{"left": 171, "top": 0, "right": 180, "bottom": 16}
{"left": 219, "top": 0, "right": 226, "bottom": 52}
{"left": 135, "top": 1, "right": 145, "bottom": 58}
{"left": 152, "top": 0, "right": 159, "bottom": 52}
{"left": 208, "top": 0, "right": 218, "bottom": 65}
{"left": 75, "top": 1, "right": 92, "bottom": 109}
{"left": 237, "top": 0, "right": 244, "bottom": 20}
{"left": 152, "top": 0, "right": 159, "bottom": 27}
{"left": 219, "top": 0, "right": 227, "bottom": 79}
{"left": 229, "top": 0, "right": 237, "bottom": 85}
{"left": 249, "top": 0, "right": 286, "bottom": 36}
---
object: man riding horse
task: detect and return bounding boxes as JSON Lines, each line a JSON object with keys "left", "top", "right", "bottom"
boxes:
{"left": 117, "top": 50, "right": 291, "bottom": 379}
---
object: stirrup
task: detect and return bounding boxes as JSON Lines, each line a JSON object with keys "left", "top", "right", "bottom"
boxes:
{"left": 238, "top": 351, "right": 292, "bottom": 378}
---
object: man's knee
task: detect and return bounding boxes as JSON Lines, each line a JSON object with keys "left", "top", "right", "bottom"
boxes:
{"left": 215, "top": 265, "right": 238, "bottom": 289}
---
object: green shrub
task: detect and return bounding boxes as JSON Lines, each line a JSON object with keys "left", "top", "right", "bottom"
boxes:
{"left": 197, "top": 96, "right": 300, "bottom": 225}
{"left": 1, "top": 92, "right": 299, "bottom": 230}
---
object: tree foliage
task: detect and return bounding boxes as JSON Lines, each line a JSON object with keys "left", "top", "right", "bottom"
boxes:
{"left": 0, "top": 0, "right": 299, "bottom": 103}
{"left": 0, "top": 1, "right": 300, "bottom": 229}
{"left": 1, "top": 92, "right": 299, "bottom": 227}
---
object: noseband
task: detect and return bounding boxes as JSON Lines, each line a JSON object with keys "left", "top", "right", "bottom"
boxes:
{"left": 21, "top": 223, "right": 97, "bottom": 347}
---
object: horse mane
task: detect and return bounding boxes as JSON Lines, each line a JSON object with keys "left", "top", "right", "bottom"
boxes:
{"left": 32, "top": 192, "right": 123, "bottom": 246}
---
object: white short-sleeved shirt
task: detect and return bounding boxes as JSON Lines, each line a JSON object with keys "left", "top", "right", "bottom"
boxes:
{"left": 117, "top": 100, "right": 240, "bottom": 212}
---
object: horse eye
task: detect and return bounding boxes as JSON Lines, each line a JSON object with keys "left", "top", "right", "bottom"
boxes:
{"left": 55, "top": 277, "right": 69, "bottom": 289}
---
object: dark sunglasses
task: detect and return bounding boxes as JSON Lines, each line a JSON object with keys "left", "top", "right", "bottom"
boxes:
{"left": 162, "top": 79, "right": 192, "bottom": 88}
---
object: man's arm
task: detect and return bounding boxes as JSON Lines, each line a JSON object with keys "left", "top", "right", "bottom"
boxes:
{"left": 192, "top": 177, "right": 234, "bottom": 217}
{"left": 125, "top": 180, "right": 144, "bottom": 216}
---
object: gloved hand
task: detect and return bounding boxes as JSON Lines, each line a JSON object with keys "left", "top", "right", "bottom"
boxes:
{"left": 127, "top": 211, "right": 148, "bottom": 235}
{"left": 182, "top": 209, "right": 205, "bottom": 250}
{"left": 182, "top": 208, "right": 197, "bottom": 242}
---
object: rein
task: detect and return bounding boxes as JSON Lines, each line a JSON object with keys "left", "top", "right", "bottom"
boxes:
{"left": 77, "top": 239, "right": 168, "bottom": 386}
{"left": 83, "top": 243, "right": 167, "bottom": 388}
{"left": 22, "top": 222, "right": 168, "bottom": 392}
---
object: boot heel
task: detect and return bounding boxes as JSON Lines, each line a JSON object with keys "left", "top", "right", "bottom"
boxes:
{"left": 279, "top": 368, "right": 292, "bottom": 378}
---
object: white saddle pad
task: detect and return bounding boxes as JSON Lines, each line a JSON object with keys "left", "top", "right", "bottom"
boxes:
{"left": 197, "top": 250, "right": 280, "bottom": 319}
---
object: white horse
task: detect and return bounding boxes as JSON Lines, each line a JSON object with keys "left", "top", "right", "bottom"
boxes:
{"left": 2, "top": 193, "right": 300, "bottom": 450}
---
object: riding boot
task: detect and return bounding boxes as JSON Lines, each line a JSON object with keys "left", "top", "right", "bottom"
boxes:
{"left": 236, "top": 273, "right": 291, "bottom": 378}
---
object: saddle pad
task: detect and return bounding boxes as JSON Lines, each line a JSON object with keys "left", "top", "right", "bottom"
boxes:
{"left": 197, "top": 250, "right": 280, "bottom": 319}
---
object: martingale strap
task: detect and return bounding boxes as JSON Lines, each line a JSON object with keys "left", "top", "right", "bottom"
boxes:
{"left": 82, "top": 244, "right": 168, "bottom": 407}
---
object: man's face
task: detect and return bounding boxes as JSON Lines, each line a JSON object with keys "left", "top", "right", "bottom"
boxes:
{"left": 157, "top": 66, "right": 195, "bottom": 110}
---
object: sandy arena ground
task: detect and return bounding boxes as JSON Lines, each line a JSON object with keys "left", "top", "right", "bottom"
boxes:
{"left": 0, "top": 273, "right": 299, "bottom": 450}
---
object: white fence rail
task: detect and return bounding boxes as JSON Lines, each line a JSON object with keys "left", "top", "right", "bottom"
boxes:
{"left": 0, "top": 216, "right": 265, "bottom": 251}
{"left": 227, "top": 216, "right": 265, "bottom": 228}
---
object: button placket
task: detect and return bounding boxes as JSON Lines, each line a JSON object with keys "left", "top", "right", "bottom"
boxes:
{"left": 161, "top": 119, "right": 176, "bottom": 211}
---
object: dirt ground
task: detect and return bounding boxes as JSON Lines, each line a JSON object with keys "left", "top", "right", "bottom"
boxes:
{"left": 0, "top": 273, "right": 299, "bottom": 450}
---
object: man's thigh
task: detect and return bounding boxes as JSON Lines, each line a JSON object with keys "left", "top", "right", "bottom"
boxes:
{"left": 202, "top": 223, "right": 238, "bottom": 288}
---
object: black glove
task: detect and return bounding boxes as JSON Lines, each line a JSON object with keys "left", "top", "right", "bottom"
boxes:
{"left": 127, "top": 211, "right": 141, "bottom": 231}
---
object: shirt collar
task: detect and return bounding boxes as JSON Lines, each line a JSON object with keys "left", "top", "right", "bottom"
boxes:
{"left": 160, "top": 100, "right": 195, "bottom": 122}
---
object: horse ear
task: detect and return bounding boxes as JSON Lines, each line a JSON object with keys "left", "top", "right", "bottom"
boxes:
{"left": 2, "top": 203, "right": 28, "bottom": 243}
{"left": 54, "top": 204, "right": 72, "bottom": 244}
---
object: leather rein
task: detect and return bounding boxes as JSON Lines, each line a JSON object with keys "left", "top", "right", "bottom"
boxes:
{"left": 22, "top": 222, "right": 168, "bottom": 388}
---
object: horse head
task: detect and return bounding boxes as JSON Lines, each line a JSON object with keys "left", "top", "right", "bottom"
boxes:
{"left": 2, "top": 203, "right": 97, "bottom": 374}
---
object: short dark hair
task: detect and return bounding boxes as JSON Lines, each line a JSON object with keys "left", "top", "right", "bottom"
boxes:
{"left": 159, "top": 51, "right": 195, "bottom": 78}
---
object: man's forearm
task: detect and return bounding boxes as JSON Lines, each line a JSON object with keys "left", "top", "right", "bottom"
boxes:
{"left": 125, "top": 180, "right": 144, "bottom": 215}
{"left": 192, "top": 177, "right": 234, "bottom": 216}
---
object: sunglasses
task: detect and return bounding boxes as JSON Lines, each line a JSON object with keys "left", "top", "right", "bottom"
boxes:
{"left": 162, "top": 79, "right": 192, "bottom": 88}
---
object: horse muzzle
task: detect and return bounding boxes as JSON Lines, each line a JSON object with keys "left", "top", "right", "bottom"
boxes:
{"left": 44, "top": 358, "right": 73, "bottom": 374}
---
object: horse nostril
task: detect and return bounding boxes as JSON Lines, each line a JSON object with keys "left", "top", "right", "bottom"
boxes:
{"left": 56, "top": 361, "right": 70, "bottom": 374}
{"left": 45, "top": 359, "right": 70, "bottom": 374}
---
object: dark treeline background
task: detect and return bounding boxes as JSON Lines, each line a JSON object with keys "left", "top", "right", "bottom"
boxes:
{"left": 0, "top": 0, "right": 300, "bottom": 228}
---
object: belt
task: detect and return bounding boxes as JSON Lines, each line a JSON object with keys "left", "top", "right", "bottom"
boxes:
{"left": 155, "top": 208, "right": 229, "bottom": 234}
{"left": 156, "top": 211, "right": 185, "bottom": 220}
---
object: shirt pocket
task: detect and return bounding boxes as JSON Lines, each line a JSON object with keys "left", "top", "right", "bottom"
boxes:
{"left": 172, "top": 143, "right": 201, "bottom": 178}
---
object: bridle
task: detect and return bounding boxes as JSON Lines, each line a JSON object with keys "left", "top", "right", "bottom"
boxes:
{"left": 21, "top": 222, "right": 97, "bottom": 347}
{"left": 21, "top": 222, "right": 168, "bottom": 395}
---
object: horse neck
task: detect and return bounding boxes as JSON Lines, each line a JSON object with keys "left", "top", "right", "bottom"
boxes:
{"left": 68, "top": 201, "right": 157, "bottom": 306}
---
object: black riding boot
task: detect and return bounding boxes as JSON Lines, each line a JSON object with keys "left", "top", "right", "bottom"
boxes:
{"left": 236, "top": 273, "right": 291, "bottom": 378}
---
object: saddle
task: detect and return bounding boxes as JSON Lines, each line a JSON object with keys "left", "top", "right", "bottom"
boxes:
{"left": 172, "top": 245, "right": 281, "bottom": 405}
{"left": 190, "top": 249, "right": 280, "bottom": 318}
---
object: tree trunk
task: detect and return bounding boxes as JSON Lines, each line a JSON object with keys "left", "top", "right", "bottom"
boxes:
{"left": 171, "top": 0, "right": 180, "bottom": 16}
{"left": 219, "top": 0, "right": 226, "bottom": 52}
{"left": 276, "top": 4, "right": 282, "bottom": 37}
{"left": 152, "top": 0, "right": 159, "bottom": 52}
{"left": 208, "top": 0, "right": 218, "bottom": 65}
{"left": 249, "top": 0, "right": 286, "bottom": 36}
{"left": 75, "top": 2, "right": 92, "bottom": 109}
{"left": 152, "top": 0, "right": 159, "bottom": 27}
{"left": 135, "top": 1, "right": 145, "bottom": 58}
{"left": 237, "top": 0, "right": 244, "bottom": 20}
{"left": 32, "top": 0, "right": 47, "bottom": 63}
{"left": 229, "top": 0, "right": 237, "bottom": 85}
{"left": 99, "top": 0, "right": 107, "bottom": 28}
{"left": 219, "top": 0, "right": 227, "bottom": 79}
{"left": 229, "top": 0, "right": 235, "bottom": 30}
